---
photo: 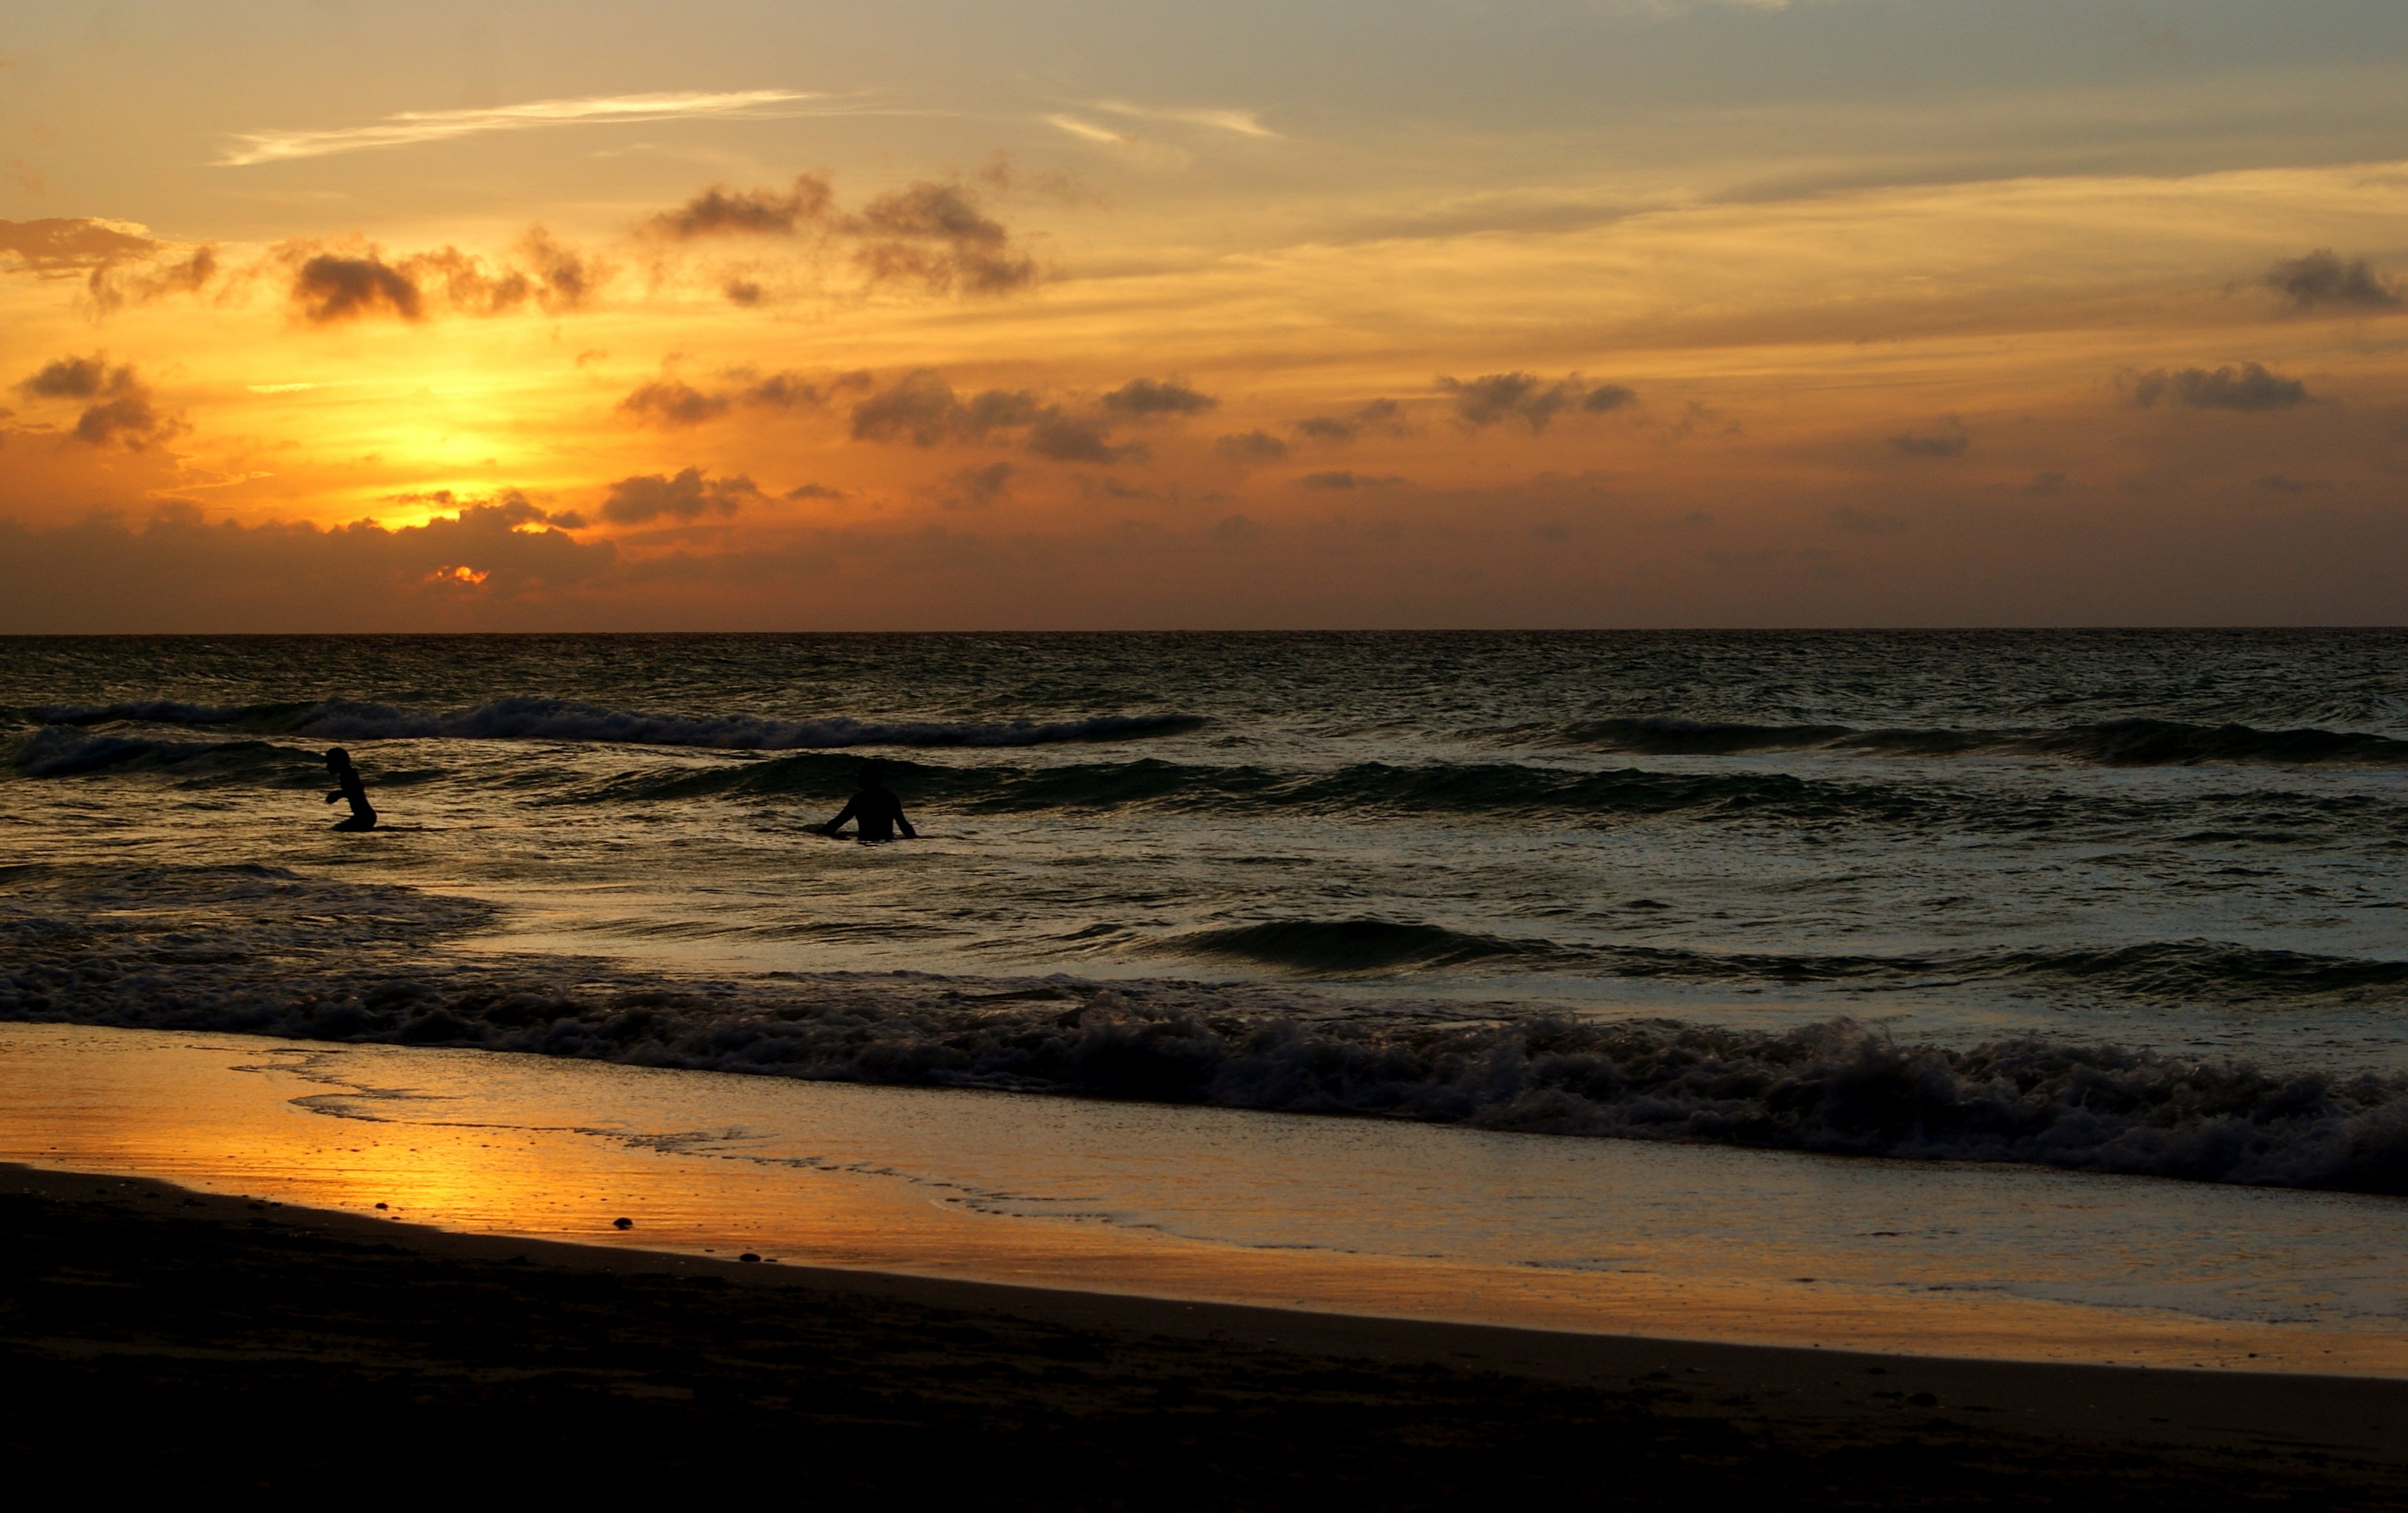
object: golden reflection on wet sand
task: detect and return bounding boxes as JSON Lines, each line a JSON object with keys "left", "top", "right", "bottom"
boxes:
{"left": 3, "top": 1022, "right": 2403, "bottom": 1377}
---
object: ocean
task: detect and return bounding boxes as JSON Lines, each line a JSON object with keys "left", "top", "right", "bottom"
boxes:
{"left": 5, "top": 630, "right": 2405, "bottom": 1195}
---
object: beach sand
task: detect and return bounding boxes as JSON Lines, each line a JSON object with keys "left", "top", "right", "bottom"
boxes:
{"left": 3, "top": 1163, "right": 2402, "bottom": 1507}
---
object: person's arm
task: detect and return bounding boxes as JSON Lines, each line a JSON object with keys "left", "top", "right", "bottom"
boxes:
{"left": 896, "top": 805, "right": 917, "bottom": 840}
{"left": 818, "top": 798, "right": 860, "bottom": 836}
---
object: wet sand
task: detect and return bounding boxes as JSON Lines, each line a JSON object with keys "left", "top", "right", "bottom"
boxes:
{"left": 4, "top": 1163, "right": 2403, "bottom": 1507}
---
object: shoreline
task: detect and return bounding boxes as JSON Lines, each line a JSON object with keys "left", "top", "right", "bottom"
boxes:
{"left": 5, "top": 1160, "right": 2404, "bottom": 1504}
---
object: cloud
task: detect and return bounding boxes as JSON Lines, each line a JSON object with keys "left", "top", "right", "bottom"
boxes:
{"left": 1437, "top": 373, "right": 1636, "bottom": 433}
{"left": 598, "top": 467, "right": 761, "bottom": 524}
{"left": 0, "top": 218, "right": 219, "bottom": 313}
{"left": 289, "top": 251, "right": 423, "bottom": 322}
{"left": 617, "top": 380, "right": 730, "bottom": 427}
{"left": 849, "top": 370, "right": 1042, "bottom": 446}
{"left": 15, "top": 354, "right": 178, "bottom": 449}
{"left": 90, "top": 246, "right": 218, "bottom": 313}
{"left": 943, "top": 462, "right": 1013, "bottom": 509}
{"left": 1298, "top": 470, "right": 1405, "bottom": 489}
{"left": 20, "top": 354, "right": 117, "bottom": 400}
{"left": 221, "top": 90, "right": 813, "bottom": 166}
{"left": 1088, "top": 100, "right": 1278, "bottom": 139}
{"left": 1214, "top": 429, "right": 1289, "bottom": 462}
{"left": 1294, "top": 398, "right": 1407, "bottom": 443}
{"left": 784, "top": 482, "right": 845, "bottom": 500}
{"left": 2263, "top": 250, "right": 2401, "bottom": 313}
{"left": 0, "top": 500, "right": 620, "bottom": 631}
{"left": 0, "top": 216, "right": 161, "bottom": 274}
{"left": 642, "top": 174, "right": 1038, "bottom": 302}
{"left": 617, "top": 367, "right": 868, "bottom": 429}
{"left": 1102, "top": 377, "right": 1217, "bottom": 417}
{"left": 1026, "top": 413, "right": 1144, "bottom": 463}
{"left": 1828, "top": 504, "right": 1909, "bottom": 535}
{"left": 2125, "top": 362, "right": 2311, "bottom": 412}
{"left": 1888, "top": 417, "right": 1970, "bottom": 458}
{"left": 850, "top": 180, "right": 1037, "bottom": 296}
{"left": 2254, "top": 474, "right": 2331, "bottom": 495}
{"left": 281, "top": 229, "right": 606, "bottom": 323}
{"left": 646, "top": 176, "right": 833, "bottom": 239}
{"left": 2023, "top": 471, "right": 2072, "bottom": 495}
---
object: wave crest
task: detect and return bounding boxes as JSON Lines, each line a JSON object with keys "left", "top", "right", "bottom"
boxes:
{"left": 1554, "top": 715, "right": 2408, "bottom": 766}
{"left": 23, "top": 695, "right": 1204, "bottom": 751}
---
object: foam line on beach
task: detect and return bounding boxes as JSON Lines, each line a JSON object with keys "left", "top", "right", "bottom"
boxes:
{"left": 5, "top": 863, "right": 2407, "bottom": 1197}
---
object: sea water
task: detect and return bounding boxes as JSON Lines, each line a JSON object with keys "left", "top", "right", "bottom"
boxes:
{"left": 3, "top": 630, "right": 2404, "bottom": 1193}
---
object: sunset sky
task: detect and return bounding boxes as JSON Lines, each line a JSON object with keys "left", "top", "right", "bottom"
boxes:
{"left": 3, "top": 0, "right": 2405, "bottom": 630}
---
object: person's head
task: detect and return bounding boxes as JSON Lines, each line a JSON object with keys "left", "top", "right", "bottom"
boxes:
{"left": 858, "top": 760, "right": 886, "bottom": 790}
{"left": 323, "top": 747, "right": 352, "bottom": 772}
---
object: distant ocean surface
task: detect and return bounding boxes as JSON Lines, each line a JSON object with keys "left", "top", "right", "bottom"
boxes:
{"left": 5, "top": 631, "right": 2405, "bottom": 1193}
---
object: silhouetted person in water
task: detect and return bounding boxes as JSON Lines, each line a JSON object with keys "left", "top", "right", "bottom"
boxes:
{"left": 323, "top": 747, "right": 376, "bottom": 832}
{"left": 818, "top": 761, "right": 915, "bottom": 843}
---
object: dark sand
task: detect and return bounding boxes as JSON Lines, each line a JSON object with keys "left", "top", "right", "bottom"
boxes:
{"left": 4, "top": 1164, "right": 2403, "bottom": 1507}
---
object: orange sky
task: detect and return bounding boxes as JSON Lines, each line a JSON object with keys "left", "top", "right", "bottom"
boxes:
{"left": 3, "top": 1, "right": 2406, "bottom": 628}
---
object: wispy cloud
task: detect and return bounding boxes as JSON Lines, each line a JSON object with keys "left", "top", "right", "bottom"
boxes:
{"left": 1088, "top": 100, "right": 1278, "bottom": 139}
{"left": 220, "top": 90, "right": 814, "bottom": 166}
{"left": 1045, "top": 114, "right": 1127, "bottom": 145}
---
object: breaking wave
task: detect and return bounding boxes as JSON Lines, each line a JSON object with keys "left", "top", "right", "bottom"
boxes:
{"left": 1551, "top": 715, "right": 2408, "bottom": 766}
{"left": 3, "top": 863, "right": 2403, "bottom": 1196}
{"left": 1152, "top": 919, "right": 2408, "bottom": 1003}
{"left": 6, "top": 726, "right": 318, "bottom": 780}
{"left": 17, "top": 695, "right": 1204, "bottom": 751}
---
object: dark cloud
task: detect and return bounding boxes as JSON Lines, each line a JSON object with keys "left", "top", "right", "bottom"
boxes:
{"left": 1298, "top": 470, "right": 1405, "bottom": 489}
{"left": 617, "top": 369, "right": 866, "bottom": 428}
{"left": 0, "top": 216, "right": 161, "bottom": 274}
{"left": 1101, "top": 378, "right": 1217, "bottom": 417}
{"left": 642, "top": 175, "right": 1037, "bottom": 304}
{"left": 1025, "top": 413, "right": 1143, "bottom": 464}
{"left": 73, "top": 391, "right": 170, "bottom": 448}
{"left": 740, "top": 369, "right": 866, "bottom": 410}
{"left": 1214, "top": 429, "right": 1289, "bottom": 462}
{"left": 850, "top": 370, "right": 1043, "bottom": 446}
{"left": 0, "top": 500, "right": 620, "bottom": 631}
{"left": 2263, "top": 250, "right": 2401, "bottom": 313}
{"left": 850, "top": 181, "right": 1037, "bottom": 296}
{"left": 848, "top": 369, "right": 1136, "bottom": 458}
{"left": 20, "top": 354, "right": 117, "bottom": 400}
{"left": 381, "top": 488, "right": 585, "bottom": 530}
{"left": 0, "top": 216, "right": 220, "bottom": 314}
{"left": 646, "top": 177, "right": 834, "bottom": 239}
{"left": 2254, "top": 474, "right": 2331, "bottom": 495}
{"left": 282, "top": 229, "right": 604, "bottom": 324}
{"left": 617, "top": 380, "right": 731, "bottom": 428}
{"left": 2023, "top": 471, "right": 2072, "bottom": 495}
{"left": 1440, "top": 373, "right": 1574, "bottom": 432}
{"left": 16, "top": 353, "right": 176, "bottom": 449}
{"left": 1888, "top": 418, "right": 1970, "bottom": 458}
{"left": 290, "top": 252, "right": 425, "bottom": 322}
{"left": 598, "top": 468, "right": 762, "bottom": 524}
{"left": 90, "top": 245, "right": 218, "bottom": 314}
{"left": 2125, "top": 362, "right": 2311, "bottom": 412}
{"left": 1438, "top": 374, "right": 1637, "bottom": 433}
{"left": 1828, "top": 505, "right": 1908, "bottom": 535}
{"left": 513, "top": 226, "right": 604, "bottom": 311}
{"left": 1294, "top": 398, "right": 1407, "bottom": 443}
{"left": 943, "top": 462, "right": 1013, "bottom": 509}
{"left": 784, "top": 482, "right": 844, "bottom": 500}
